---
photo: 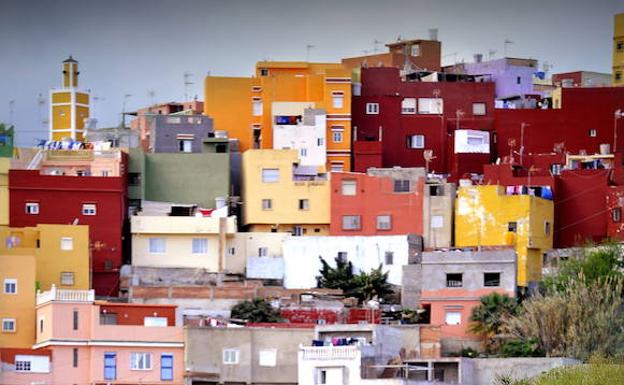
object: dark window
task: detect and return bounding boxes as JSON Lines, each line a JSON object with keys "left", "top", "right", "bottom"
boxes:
{"left": 73, "top": 348, "right": 79, "bottom": 368}
{"left": 104, "top": 353, "right": 116, "bottom": 380}
{"left": 128, "top": 173, "right": 141, "bottom": 186}
{"left": 260, "top": 68, "right": 269, "bottom": 76}
{"left": 337, "top": 251, "right": 348, "bottom": 262}
{"left": 616, "top": 72, "right": 622, "bottom": 81}
{"left": 394, "top": 180, "right": 410, "bottom": 192}
{"left": 484, "top": 272, "right": 501, "bottom": 287}
{"left": 100, "top": 313, "right": 118, "bottom": 325}
{"left": 589, "top": 129, "right": 597, "bottom": 137}
{"left": 612, "top": 208, "right": 622, "bottom": 222}
{"left": 73, "top": 310, "right": 79, "bottom": 330}
{"left": 516, "top": 76, "right": 521, "bottom": 84}
{"left": 508, "top": 222, "right": 517, "bottom": 232}
{"left": 446, "top": 273, "right": 463, "bottom": 287}
{"left": 429, "top": 185, "right": 444, "bottom": 196}
{"left": 385, "top": 251, "right": 394, "bottom": 265}
{"left": 161, "top": 354, "right": 173, "bottom": 381}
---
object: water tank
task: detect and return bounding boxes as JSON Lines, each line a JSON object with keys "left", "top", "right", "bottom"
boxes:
{"left": 215, "top": 196, "right": 227, "bottom": 209}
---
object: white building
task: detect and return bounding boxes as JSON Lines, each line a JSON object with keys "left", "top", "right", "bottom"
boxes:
{"left": 282, "top": 235, "right": 421, "bottom": 289}
{"left": 272, "top": 102, "right": 327, "bottom": 167}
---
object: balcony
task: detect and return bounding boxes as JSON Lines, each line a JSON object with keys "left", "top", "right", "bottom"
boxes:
{"left": 300, "top": 345, "right": 375, "bottom": 360}
{"left": 36, "top": 285, "right": 95, "bottom": 305}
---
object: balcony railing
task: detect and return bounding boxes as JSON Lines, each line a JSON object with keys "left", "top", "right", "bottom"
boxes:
{"left": 300, "top": 345, "right": 375, "bottom": 360}
{"left": 36, "top": 285, "right": 95, "bottom": 305}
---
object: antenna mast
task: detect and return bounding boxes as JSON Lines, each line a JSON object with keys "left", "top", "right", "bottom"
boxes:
{"left": 183, "top": 72, "right": 193, "bottom": 102}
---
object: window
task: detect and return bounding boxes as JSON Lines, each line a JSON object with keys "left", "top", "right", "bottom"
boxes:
{"left": 544, "top": 221, "right": 551, "bottom": 235}
{"left": 341, "top": 180, "right": 357, "bottom": 196}
{"left": 253, "top": 99, "right": 263, "bottom": 116}
{"left": 261, "top": 168, "right": 279, "bottom": 183}
{"left": 3, "top": 278, "right": 17, "bottom": 294}
{"left": 431, "top": 215, "right": 444, "bottom": 229}
{"left": 130, "top": 352, "right": 152, "bottom": 370}
{"left": 149, "top": 238, "right": 166, "bottom": 254}
{"left": 618, "top": 41, "right": 624, "bottom": 52}
{"left": 258, "top": 247, "right": 268, "bottom": 257}
{"left": 384, "top": 251, "right": 394, "bottom": 265}
{"left": 516, "top": 76, "right": 521, "bottom": 85}
{"left": 260, "top": 68, "right": 269, "bottom": 76}
{"left": 39, "top": 317, "right": 44, "bottom": 333}
{"left": 551, "top": 164, "right": 563, "bottom": 175}
{"left": 82, "top": 203, "right": 96, "bottom": 215}
{"left": 60, "top": 272, "right": 74, "bottom": 286}
{"left": 73, "top": 310, "right": 79, "bottom": 330}
{"left": 73, "top": 348, "right": 79, "bottom": 368}
{"left": 418, "top": 98, "right": 443, "bottom": 114}
{"left": 407, "top": 135, "right": 425, "bottom": 149}
{"left": 366, "top": 103, "right": 379, "bottom": 114}
{"left": 100, "top": 313, "right": 118, "bottom": 325}
{"left": 410, "top": 44, "right": 420, "bottom": 56}
{"left": 484, "top": 272, "right": 501, "bottom": 287}
{"left": 446, "top": 273, "right": 463, "bottom": 287}
{"left": 299, "top": 199, "right": 309, "bottom": 210}
{"left": 332, "top": 92, "right": 344, "bottom": 109}
{"left": 259, "top": 349, "right": 277, "bottom": 367}
{"left": 612, "top": 208, "right": 622, "bottom": 222}
{"left": 192, "top": 238, "right": 208, "bottom": 254}
{"left": 337, "top": 251, "right": 348, "bottom": 262}
{"left": 104, "top": 352, "right": 116, "bottom": 380}
{"left": 331, "top": 126, "right": 344, "bottom": 143}
{"left": 318, "top": 369, "right": 328, "bottom": 384}
{"left": 342, "top": 215, "right": 361, "bottom": 230}
{"left": 15, "top": 360, "right": 31, "bottom": 372}
{"left": 228, "top": 247, "right": 236, "bottom": 256}
{"left": 616, "top": 72, "right": 622, "bottom": 82}
{"left": 445, "top": 311, "right": 461, "bottom": 325}
{"left": 377, "top": 215, "right": 392, "bottom": 230}
{"left": 179, "top": 140, "right": 192, "bottom": 153}
{"left": 472, "top": 102, "right": 486, "bottom": 116}
{"left": 223, "top": 349, "right": 240, "bottom": 365}
{"left": 101, "top": 170, "right": 109, "bottom": 176}
{"left": 429, "top": 185, "right": 444, "bottom": 196}
{"left": 317, "top": 138, "right": 324, "bottom": 146}
{"left": 144, "top": 316, "right": 167, "bottom": 327}
{"left": 25, "top": 202, "right": 39, "bottom": 214}
{"left": 2, "top": 318, "right": 16, "bottom": 332}
{"left": 508, "top": 222, "right": 517, "bottom": 232}
{"left": 161, "top": 354, "right": 173, "bottom": 381}
{"left": 166, "top": 116, "right": 181, "bottom": 124}
{"left": 401, "top": 98, "right": 416, "bottom": 114}
{"left": 129, "top": 173, "right": 141, "bottom": 185}
{"left": 330, "top": 162, "right": 344, "bottom": 172}
{"left": 60, "top": 237, "right": 73, "bottom": 251}
{"left": 300, "top": 148, "right": 307, "bottom": 157}
{"left": 589, "top": 128, "right": 597, "bottom": 137}
{"left": 262, "top": 199, "right": 272, "bottom": 210}
{"left": 293, "top": 226, "right": 304, "bottom": 236}
{"left": 394, "top": 179, "right": 410, "bottom": 192}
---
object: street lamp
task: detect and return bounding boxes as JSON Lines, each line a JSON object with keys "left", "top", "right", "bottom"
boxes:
{"left": 614, "top": 109, "right": 623, "bottom": 153}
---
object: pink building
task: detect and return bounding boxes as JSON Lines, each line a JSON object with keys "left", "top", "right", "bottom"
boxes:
{"left": 32, "top": 285, "right": 183, "bottom": 385}
{"left": 0, "top": 348, "right": 53, "bottom": 384}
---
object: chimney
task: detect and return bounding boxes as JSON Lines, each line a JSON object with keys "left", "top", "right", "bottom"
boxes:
{"left": 474, "top": 54, "right": 483, "bottom": 63}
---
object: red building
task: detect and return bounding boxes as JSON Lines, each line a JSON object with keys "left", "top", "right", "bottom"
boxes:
{"left": 9, "top": 170, "right": 127, "bottom": 296}
{"left": 352, "top": 67, "right": 496, "bottom": 177}
{"left": 330, "top": 170, "right": 424, "bottom": 236}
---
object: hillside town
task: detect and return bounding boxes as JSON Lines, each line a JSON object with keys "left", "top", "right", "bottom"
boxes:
{"left": 0, "top": 8, "right": 623, "bottom": 385}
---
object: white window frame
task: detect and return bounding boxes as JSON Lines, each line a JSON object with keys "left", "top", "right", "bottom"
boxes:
{"left": 366, "top": 103, "right": 379, "bottom": 114}
{"left": 258, "top": 247, "right": 268, "bottom": 257}
{"left": 258, "top": 349, "right": 277, "bottom": 367}
{"left": 223, "top": 349, "right": 240, "bottom": 365}
{"left": 60, "top": 272, "right": 75, "bottom": 286}
{"left": 431, "top": 215, "right": 444, "bottom": 229}
{"left": 401, "top": 98, "right": 416, "bottom": 114}
{"left": 293, "top": 226, "right": 304, "bottom": 237}
{"left": 332, "top": 93, "right": 344, "bottom": 109}
{"left": 330, "top": 162, "right": 344, "bottom": 172}
{"left": 418, "top": 98, "right": 444, "bottom": 114}
{"left": 253, "top": 99, "right": 263, "bottom": 116}
{"left": 342, "top": 215, "right": 361, "bottom": 230}
{"left": 376, "top": 215, "right": 392, "bottom": 230}
{"left": 407, "top": 135, "right": 425, "bottom": 149}
{"left": 332, "top": 129, "right": 344, "bottom": 143}
{"left": 261, "top": 168, "right": 279, "bottom": 183}
{"left": 130, "top": 352, "right": 152, "bottom": 371}
{"left": 148, "top": 237, "right": 166, "bottom": 254}
{"left": 179, "top": 139, "right": 193, "bottom": 153}
{"left": 144, "top": 316, "right": 167, "bottom": 327}
{"left": 410, "top": 44, "right": 420, "bottom": 56}
{"left": 192, "top": 238, "right": 208, "bottom": 255}
{"left": 299, "top": 199, "right": 310, "bottom": 211}
{"left": 15, "top": 360, "right": 31, "bottom": 372}
{"left": 82, "top": 203, "right": 97, "bottom": 216}
{"left": 25, "top": 202, "right": 39, "bottom": 215}
{"left": 445, "top": 311, "right": 461, "bottom": 325}
{"left": 60, "top": 237, "right": 74, "bottom": 251}
{"left": 472, "top": 102, "right": 486, "bottom": 116}
{"left": 262, "top": 199, "right": 272, "bottom": 210}
{"left": 341, "top": 180, "right": 357, "bottom": 196}
{"left": 3, "top": 278, "right": 17, "bottom": 294}
{"left": 2, "top": 318, "right": 16, "bottom": 332}
{"left": 589, "top": 129, "right": 597, "bottom": 137}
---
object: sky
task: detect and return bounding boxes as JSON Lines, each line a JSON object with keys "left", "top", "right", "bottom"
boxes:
{"left": 0, "top": 0, "right": 622, "bottom": 146}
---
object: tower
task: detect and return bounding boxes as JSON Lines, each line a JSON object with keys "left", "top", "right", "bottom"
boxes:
{"left": 49, "top": 56, "right": 90, "bottom": 141}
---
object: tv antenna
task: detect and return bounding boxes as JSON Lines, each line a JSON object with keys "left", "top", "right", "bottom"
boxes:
{"left": 148, "top": 89, "right": 156, "bottom": 106}
{"left": 37, "top": 93, "right": 48, "bottom": 129}
{"left": 488, "top": 49, "right": 497, "bottom": 60}
{"left": 504, "top": 39, "right": 513, "bottom": 57}
{"left": 306, "top": 44, "right": 315, "bottom": 62}
{"left": 373, "top": 39, "right": 382, "bottom": 54}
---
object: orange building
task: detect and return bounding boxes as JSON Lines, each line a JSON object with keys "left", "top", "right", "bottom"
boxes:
{"left": 205, "top": 61, "right": 352, "bottom": 171}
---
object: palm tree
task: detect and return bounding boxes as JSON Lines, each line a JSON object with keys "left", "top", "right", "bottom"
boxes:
{"left": 469, "top": 292, "right": 519, "bottom": 353}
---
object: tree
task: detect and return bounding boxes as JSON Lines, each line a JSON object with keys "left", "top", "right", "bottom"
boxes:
{"left": 316, "top": 257, "right": 393, "bottom": 303}
{"left": 316, "top": 256, "right": 355, "bottom": 293}
{"left": 351, "top": 265, "right": 393, "bottom": 303}
{"left": 230, "top": 297, "right": 282, "bottom": 323}
{"left": 469, "top": 292, "right": 519, "bottom": 353}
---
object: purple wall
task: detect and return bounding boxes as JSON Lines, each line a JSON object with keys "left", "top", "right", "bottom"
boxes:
{"left": 462, "top": 58, "right": 536, "bottom": 99}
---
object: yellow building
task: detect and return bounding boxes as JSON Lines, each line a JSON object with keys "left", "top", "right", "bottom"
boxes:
{"left": 0, "top": 224, "right": 90, "bottom": 291}
{"left": 242, "top": 149, "right": 330, "bottom": 235}
{"left": 455, "top": 185, "right": 553, "bottom": 287}
{"left": 614, "top": 13, "right": 624, "bottom": 86}
{"left": 50, "top": 56, "right": 90, "bottom": 141}
{"left": 0, "top": 254, "right": 36, "bottom": 348}
{"left": 0, "top": 157, "right": 9, "bottom": 227}
{"left": 205, "top": 61, "right": 352, "bottom": 171}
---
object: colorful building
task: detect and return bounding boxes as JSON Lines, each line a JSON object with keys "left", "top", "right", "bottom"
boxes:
{"left": 614, "top": 13, "right": 624, "bottom": 86}
{"left": 33, "top": 286, "right": 183, "bottom": 384}
{"left": 0, "top": 348, "right": 53, "bottom": 384}
{"left": 0, "top": 123, "right": 13, "bottom": 158}
{"left": 455, "top": 185, "right": 553, "bottom": 287}
{"left": 241, "top": 149, "right": 330, "bottom": 235}
{"left": 50, "top": 56, "right": 90, "bottom": 141}
{"left": 0, "top": 224, "right": 90, "bottom": 292}
{"left": 0, "top": 157, "right": 9, "bottom": 227}
{"left": 0, "top": 254, "right": 36, "bottom": 348}
{"left": 9, "top": 168, "right": 127, "bottom": 296}
{"left": 352, "top": 67, "right": 495, "bottom": 177}
{"left": 205, "top": 61, "right": 352, "bottom": 171}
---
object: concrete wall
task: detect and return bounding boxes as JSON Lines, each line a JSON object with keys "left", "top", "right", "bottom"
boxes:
{"left": 464, "top": 357, "right": 579, "bottom": 385}
{"left": 229, "top": 231, "right": 290, "bottom": 276}
{"left": 185, "top": 326, "right": 314, "bottom": 384}
{"left": 423, "top": 181, "right": 455, "bottom": 249}
{"left": 151, "top": 114, "right": 213, "bottom": 153}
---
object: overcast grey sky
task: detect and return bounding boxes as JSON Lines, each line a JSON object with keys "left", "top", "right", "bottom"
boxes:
{"left": 1, "top": 0, "right": 622, "bottom": 146}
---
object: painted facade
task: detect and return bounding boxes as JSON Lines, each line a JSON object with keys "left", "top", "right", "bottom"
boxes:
{"left": 0, "top": 224, "right": 90, "bottom": 292}
{"left": 272, "top": 103, "right": 327, "bottom": 167}
{"left": 614, "top": 13, "right": 624, "bottom": 86}
{"left": 205, "top": 61, "right": 352, "bottom": 171}
{"left": 50, "top": 56, "right": 90, "bottom": 141}
{"left": 0, "top": 348, "right": 53, "bottom": 384}
{"left": 352, "top": 67, "right": 495, "bottom": 177}
{"left": 454, "top": 185, "right": 553, "bottom": 287}
{"left": 282, "top": 234, "right": 421, "bottom": 288}
{"left": 34, "top": 286, "right": 184, "bottom": 385}
{"left": 9, "top": 169, "right": 127, "bottom": 296}
{"left": 0, "top": 157, "right": 9, "bottom": 227}
{"left": 0, "top": 254, "right": 36, "bottom": 348}
{"left": 242, "top": 149, "right": 330, "bottom": 235}
{"left": 341, "top": 38, "right": 442, "bottom": 72}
